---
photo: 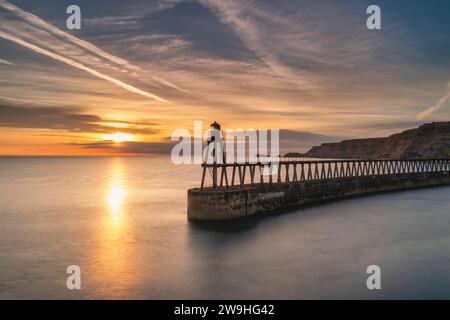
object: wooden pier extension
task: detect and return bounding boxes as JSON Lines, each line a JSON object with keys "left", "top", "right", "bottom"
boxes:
{"left": 188, "top": 159, "right": 450, "bottom": 220}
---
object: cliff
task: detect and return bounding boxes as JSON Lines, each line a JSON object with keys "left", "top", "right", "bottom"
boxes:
{"left": 289, "top": 122, "right": 450, "bottom": 159}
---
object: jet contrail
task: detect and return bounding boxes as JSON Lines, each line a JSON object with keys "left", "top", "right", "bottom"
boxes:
{"left": 0, "top": 57, "right": 14, "bottom": 66}
{"left": 0, "top": 0, "right": 134, "bottom": 71}
{"left": 417, "top": 81, "right": 450, "bottom": 120}
{"left": 0, "top": 0, "right": 187, "bottom": 94}
{"left": 0, "top": 31, "right": 168, "bottom": 103}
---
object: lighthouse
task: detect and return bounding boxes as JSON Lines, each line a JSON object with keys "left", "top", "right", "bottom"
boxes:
{"left": 207, "top": 121, "right": 221, "bottom": 145}
{"left": 204, "top": 121, "right": 225, "bottom": 165}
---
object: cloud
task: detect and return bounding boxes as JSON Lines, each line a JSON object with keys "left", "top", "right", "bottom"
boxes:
{"left": 69, "top": 141, "right": 173, "bottom": 155}
{"left": 0, "top": 0, "right": 182, "bottom": 101}
{"left": 193, "top": 0, "right": 446, "bottom": 126}
{"left": 0, "top": 31, "right": 168, "bottom": 102}
{"left": 0, "top": 0, "right": 134, "bottom": 70}
{"left": 0, "top": 57, "right": 14, "bottom": 66}
{"left": 351, "top": 121, "right": 425, "bottom": 132}
{"left": 279, "top": 129, "right": 345, "bottom": 153}
{"left": 196, "top": 0, "right": 389, "bottom": 90}
{"left": 82, "top": 0, "right": 183, "bottom": 30}
{"left": 198, "top": 0, "right": 313, "bottom": 88}
{"left": 0, "top": 101, "right": 159, "bottom": 134}
{"left": 279, "top": 129, "right": 343, "bottom": 142}
{"left": 68, "top": 129, "right": 343, "bottom": 155}
{"left": 417, "top": 81, "right": 450, "bottom": 120}
{"left": 1, "top": 0, "right": 449, "bottom": 145}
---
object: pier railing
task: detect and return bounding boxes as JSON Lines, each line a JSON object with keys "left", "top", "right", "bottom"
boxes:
{"left": 199, "top": 159, "right": 450, "bottom": 190}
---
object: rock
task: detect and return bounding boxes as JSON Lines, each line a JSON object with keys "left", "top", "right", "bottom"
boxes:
{"left": 294, "top": 121, "right": 450, "bottom": 159}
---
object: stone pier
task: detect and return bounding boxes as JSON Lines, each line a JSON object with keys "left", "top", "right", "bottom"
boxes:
{"left": 188, "top": 171, "right": 450, "bottom": 220}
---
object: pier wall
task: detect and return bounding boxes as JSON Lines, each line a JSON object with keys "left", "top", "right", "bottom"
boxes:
{"left": 187, "top": 172, "right": 450, "bottom": 220}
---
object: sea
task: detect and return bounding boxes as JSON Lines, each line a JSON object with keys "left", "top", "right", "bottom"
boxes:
{"left": 1, "top": 156, "right": 450, "bottom": 299}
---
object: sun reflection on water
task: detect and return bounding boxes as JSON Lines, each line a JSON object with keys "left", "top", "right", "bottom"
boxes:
{"left": 86, "top": 158, "right": 138, "bottom": 298}
{"left": 107, "top": 176, "right": 126, "bottom": 228}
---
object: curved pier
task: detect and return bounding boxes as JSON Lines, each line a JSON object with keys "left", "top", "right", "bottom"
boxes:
{"left": 187, "top": 159, "right": 450, "bottom": 220}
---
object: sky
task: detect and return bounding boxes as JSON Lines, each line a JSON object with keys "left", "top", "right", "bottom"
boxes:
{"left": 0, "top": 0, "right": 449, "bottom": 155}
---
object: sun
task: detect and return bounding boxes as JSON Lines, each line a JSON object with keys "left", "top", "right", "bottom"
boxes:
{"left": 103, "top": 132, "right": 134, "bottom": 143}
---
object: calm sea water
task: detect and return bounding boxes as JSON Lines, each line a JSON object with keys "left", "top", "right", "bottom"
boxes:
{"left": 1, "top": 156, "right": 450, "bottom": 299}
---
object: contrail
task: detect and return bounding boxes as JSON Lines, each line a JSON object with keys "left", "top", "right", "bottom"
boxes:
{"left": 0, "top": 0, "right": 187, "bottom": 94}
{"left": 0, "top": 57, "right": 14, "bottom": 66}
{"left": 152, "top": 75, "right": 190, "bottom": 93}
{"left": 0, "top": 31, "right": 169, "bottom": 103}
{"left": 0, "top": 0, "right": 134, "bottom": 71}
{"left": 417, "top": 81, "right": 450, "bottom": 120}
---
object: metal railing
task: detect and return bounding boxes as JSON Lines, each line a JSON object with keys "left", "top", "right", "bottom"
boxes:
{"left": 199, "top": 159, "right": 450, "bottom": 190}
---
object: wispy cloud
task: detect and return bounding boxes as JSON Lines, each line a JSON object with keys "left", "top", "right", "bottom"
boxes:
{"left": 0, "top": 31, "right": 169, "bottom": 102}
{"left": 1, "top": 0, "right": 187, "bottom": 93}
{"left": 198, "top": 0, "right": 315, "bottom": 88}
{"left": 1, "top": 0, "right": 449, "bottom": 153}
{"left": 197, "top": 0, "right": 392, "bottom": 90}
{"left": 0, "top": 0, "right": 182, "bottom": 101}
{"left": 0, "top": 0, "right": 134, "bottom": 71}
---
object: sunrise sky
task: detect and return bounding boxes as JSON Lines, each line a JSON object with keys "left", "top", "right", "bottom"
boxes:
{"left": 0, "top": 0, "right": 449, "bottom": 155}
